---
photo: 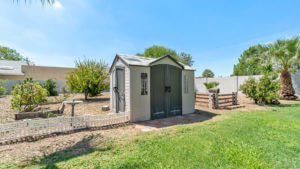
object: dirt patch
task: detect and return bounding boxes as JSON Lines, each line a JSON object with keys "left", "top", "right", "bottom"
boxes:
{"left": 40, "top": 92, "right": 112, "bottom": 117}
{"left": 0, "top": 124, "right": 140, "bottom": 164}
{"left": 195, "top": 95, "right": 294, "bottom": 114}
{"left": 0, "top": 95, "right": 16, "bottom": 123}
{"left": 0, "top": 92, "right": 111, "bottom": 123}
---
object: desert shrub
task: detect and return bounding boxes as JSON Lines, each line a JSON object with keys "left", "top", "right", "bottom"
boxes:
{"left": 43, "top": 79, "right": 58, "bottom": 96}
{"left": 240, "top": 65, "right": 281, "bottom": 104}
{"left": 66, "top": 58, "right": 108, "bottom": 100}
{"left": 0, "top": 79, "right": 6, "bottom": 95}
{"left": 10, "top": 82, "right": 48, "bottom": 112}
{"left": 23, "top": 77, "right": 34, "bottom": 83}
{"left": 203, "top": 82, "right": 219, "bottom": 89}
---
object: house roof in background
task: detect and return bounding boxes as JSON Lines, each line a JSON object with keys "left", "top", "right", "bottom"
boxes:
{"left": 0, "top": 60, "right": 34, "bottom": 75}
{"left": 113, "top": 54, "right": 194, "bottom": 71}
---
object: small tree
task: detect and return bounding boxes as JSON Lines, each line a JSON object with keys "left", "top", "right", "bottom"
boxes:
{"left": 10, "top": 81, "right": 48, "bottom": 111}
{"left": 66, "top": 58, "right": 108, "bottom": 100}
{"left": 240, "top": 65, "right": 281, "bottom": 104}
{"left": 0, "top": 45, "right": 29, "bottom": 61}
{"left": 202, "top": 69, "right": 214, "bottom": 78}
{"left": 43, "top": 79, "right": 58, "bottom": 96}
{"left": 0, "top": 79, "right": 6, "bottom": 95}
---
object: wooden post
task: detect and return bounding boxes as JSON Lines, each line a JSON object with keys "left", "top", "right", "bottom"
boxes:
{"left": 208, "top": 93, "right": 213, "bottom": 109}
{"left": 214, "top": 93, "right": 219, "bottom": 109}
{"left": 232, "top": 92, "right": 238, "bottom": 105}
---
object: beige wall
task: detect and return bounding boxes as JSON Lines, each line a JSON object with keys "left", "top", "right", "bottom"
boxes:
{"left": 182, "top": 70, "right": 195, "bottom": 114}
{"left": 129, "top": 66, "right": 151, "bottom": 122}
{"left": 22, "top": 65, "right": 74, "bottom": 80}
{"left": 0, "top": 65, "right": 74, "bottom": 81}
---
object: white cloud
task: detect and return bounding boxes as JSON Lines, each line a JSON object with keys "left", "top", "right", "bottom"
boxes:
{"left": 53, "top": 1, "right": 63, "bottom": 10}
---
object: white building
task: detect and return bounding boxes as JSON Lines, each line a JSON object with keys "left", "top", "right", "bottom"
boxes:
{"left": 109, "top": 54, "right": 195, "bottom": 122}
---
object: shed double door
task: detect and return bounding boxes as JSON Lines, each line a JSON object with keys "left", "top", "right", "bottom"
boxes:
{"left": 151, "top": 64, "right": 182, "bottom": 119}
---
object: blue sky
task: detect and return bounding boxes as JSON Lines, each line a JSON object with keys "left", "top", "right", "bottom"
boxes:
{"left": 1, "top": 0, "right": 300, "bottom": 76}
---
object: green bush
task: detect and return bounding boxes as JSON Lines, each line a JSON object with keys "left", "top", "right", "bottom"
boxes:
{"left": 66, "top": 58, "right": 108, "bottom": 100}
{"left": 0, "top": 79, "right": 6, "bottom": 95}
{"left": 203, "top": 82, "right": 219, "bottom": 89}
{"left": 43, "top": 79, "right": 58, "bottom": 96}
{"left": 240, "top": 66, "right": 281, "bottom": 104}
{"left": 240, "top": 78, "right": 257, "bottom": 101}
{"left": 10, "top": 82, "right": 48, "bottom": 112}
{"left": 23, "top": 77, "right": 34, "bottom": 83}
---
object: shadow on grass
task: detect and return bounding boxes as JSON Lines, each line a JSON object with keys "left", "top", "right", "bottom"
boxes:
{"left": 26, "top": 135, "right": 112, "bottom": 169}
{"left": 270, "top": 103, "right": 300, "bottom": 108}
{"left": 138, "top": 109, "right": 218, "bottom": 128}
{"left": 269, "top": 100, "right": 300, "bottom": 108}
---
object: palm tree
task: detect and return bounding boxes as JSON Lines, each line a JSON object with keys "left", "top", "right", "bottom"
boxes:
{"left": 13, "top": 0, "right": 54, "bottom": 5}
{"left": 268, "top": 37, "right": 300, "bottom": 100}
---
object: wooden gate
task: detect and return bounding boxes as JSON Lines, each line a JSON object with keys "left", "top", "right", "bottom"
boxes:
{"left": 195, "top": 92, "right": 242, "bottom": 109}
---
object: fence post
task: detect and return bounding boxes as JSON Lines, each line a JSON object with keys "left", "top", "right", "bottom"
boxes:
{"left": 214, "top": 93, "right": 219, "bottom": 109}
{"left": 232, "top": 92, "right": 238, "bottom": 105}
{"left": 208, "top": 93, "right": 213, "bottom": 109}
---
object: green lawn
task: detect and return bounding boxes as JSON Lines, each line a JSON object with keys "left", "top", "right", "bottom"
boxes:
{"left": 4, "top": 103, "right": 300, "bottom": 169}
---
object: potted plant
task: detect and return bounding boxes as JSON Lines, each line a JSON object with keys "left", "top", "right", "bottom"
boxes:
{"left": 203, "top": 82, "right": 220, "bottom": 93}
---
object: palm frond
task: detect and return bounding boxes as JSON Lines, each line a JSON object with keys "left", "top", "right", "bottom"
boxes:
{"left": 12, "top": 0, "right": 54, "bottom": 5}
{"left": 268, "top": 37, "right": 300, "bottom": 71}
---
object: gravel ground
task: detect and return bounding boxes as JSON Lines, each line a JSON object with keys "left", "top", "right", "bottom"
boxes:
{"left": 0, "top": 95, "right": 16, "bottom": 123}
{"left": 0, "top": 92, "right": 111, "bottom": 123}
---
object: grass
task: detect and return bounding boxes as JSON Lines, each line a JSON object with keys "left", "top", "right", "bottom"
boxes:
{"left": 3, "top": 102, "right": 300, "bottom": 169}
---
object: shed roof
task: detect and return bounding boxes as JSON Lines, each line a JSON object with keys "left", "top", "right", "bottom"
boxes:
{"left": 0, "top": 60, "right": 34, "bottom": 75}
{"left": 111, "top": 54, "right": 195, "bottom": 72}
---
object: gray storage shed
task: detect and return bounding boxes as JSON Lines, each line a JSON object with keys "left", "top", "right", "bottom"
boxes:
{"left": 109, "top": 54, "right": 195, "bottom": 122}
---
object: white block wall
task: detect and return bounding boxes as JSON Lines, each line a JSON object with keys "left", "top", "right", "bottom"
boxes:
{"left": 195, "top": 74, "right": 300, "bottom": 97}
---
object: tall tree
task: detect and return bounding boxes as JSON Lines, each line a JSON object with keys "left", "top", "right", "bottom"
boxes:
{"left": 137, "top": 45, "right": 194, "bottom": 66}
{"left": 202, "top": 69, "right": 214, "bottom": 78}
{"left": 179, "top": 52, "right": 194, "bottom": 66}
{"left": 137, "top": 45, "right": 179, "bottom": 60}
{"left": 268, "top": 37, "right": 300, "bottom": 100}
{"left": 232, "top": 45, "right": 269, "bottom": 76}
{"left": 0, "top": 45, "right": 29, "bottom": 61}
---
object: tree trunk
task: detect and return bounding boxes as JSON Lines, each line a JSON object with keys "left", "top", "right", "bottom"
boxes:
{"left": 279, "top": 69, "right": 297, "bottom": 100}
{"left": 84, "top": 91, "right": 88, "bottom": 100}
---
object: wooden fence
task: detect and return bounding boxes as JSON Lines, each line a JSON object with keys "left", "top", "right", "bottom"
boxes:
{"left": 195, "top": 92, "right": 238, "bottom": 109}
{"left": 0, "top": 114, "right": 129, "bottom": 143}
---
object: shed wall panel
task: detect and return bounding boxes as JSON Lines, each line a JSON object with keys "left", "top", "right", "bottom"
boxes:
{"left": 182, "top": 70, "right": 195, "bottom": 114}
{"left": 129, "top": 66, "right": 151, "bottom": 122}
